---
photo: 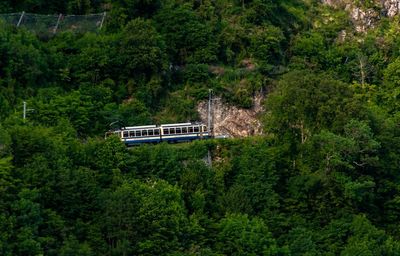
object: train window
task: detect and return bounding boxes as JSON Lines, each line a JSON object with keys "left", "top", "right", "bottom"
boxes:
{"left": 170, "top": 128, "right": 176, "bottom": 134}
{"left": 148, "top": 129, "right": 154, "bottom": 136}
{"left": 194, "top": 126, "right": 199, "bottom": 133}
{"left": 163, "top": 128, "right": 169, "bottom": 135}
{"left": 182, "top": 127, "right": 187, "bottom": 133}
{"left": 188, "top": 127, "right": 193, "bottom": 133}
{"left": 135, "top": 130, "right": 141, "bottom": 137}
{"left": 176, "top": 128, "right": 181, "bottom": 134}
{"left": 203, "top": 126, "right": 207, "bottom": 132}
{"left": 142, "top": 130, "right": 148, "bottom": 136}
{"left": 123, "top": 131, "right": 129, "bottom": 138}
{"left": 154, "top": 129, "right": 160, "bottom": 135}
{"left": 129, "top": 131, "right": 135, "bottom": 137}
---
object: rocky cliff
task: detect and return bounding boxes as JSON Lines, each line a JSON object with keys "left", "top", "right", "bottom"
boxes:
{"left": 197, "top": 94, "right": 264, "bottom": 138}
{"left": 323, "top": 0, "right": 400, "bottom": 32}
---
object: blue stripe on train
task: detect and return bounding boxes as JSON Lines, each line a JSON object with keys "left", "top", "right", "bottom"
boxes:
{"left": 124, "top": 135, "right": 210, "bottom": 146}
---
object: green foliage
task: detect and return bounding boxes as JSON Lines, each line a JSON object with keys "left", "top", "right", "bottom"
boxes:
{"left": 0, "top": 124, "right": 11, "bottom": 154}
{"left": 3, "top": 0, "right": 104, "bottom": 13}
{"left": 219, "top": 139, "right": 280, "bottom": 218}
{"left": 12, "top": 189, "right": 44, "bottom": 256}
{"left": 215, "top": 213, "right": 280, "bottom": 255}
{"left": 292, "top": 32, "right": 325, "bottom": 64}
{"left": 286, "top": 227, "right": 318, "bottom": 255}
{"left": 341, "top": 215, "right": 398, "bottom": 255}
{"left": 1, "top": 0, "right": 400, "bottom": 255}
{"left": 65, "top": 33, "right": 119, "bottom": 86}
{"left": 249, "top": 25, "right": 285, "bottom": 73}
{"left": 118, "top": 99, "right": 152, "bottom": 126}
{"left": 157, "top": 90, "right": 200, "bottom": 123}
{"left": 382, "top": 57, "right": 400, "bottom": 112}
{"left": 0, "top": 25, "right": 57, "bottom": 98}
{"left": 102, "top": 179, "right": 187, "bottom": 255}
{"left": 264, "top": 70, "right": 367, "bottom": 144}
{"left": 120, "top": 18, "right": 167, "bottom": 76}
{"left": 60, "top": 235, "right": 93, "bottom": 256}
{"left": 155, "top": 4, "right": 218, "bottom": 64}
{"left": 106, "top": 0, "right": 161, "bottom": 30}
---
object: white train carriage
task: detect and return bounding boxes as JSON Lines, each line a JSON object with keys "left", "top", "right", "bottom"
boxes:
{"left": 108, "top": 123, "right": 210, "bottom": 146}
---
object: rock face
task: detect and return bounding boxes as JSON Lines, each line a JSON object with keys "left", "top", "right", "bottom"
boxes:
{"left": 197, "top": 94, "right": 264, "bottom": 138}
{"left": 383, "top": 0, "right": 400, "bottom": 16}
{"left": 349, "top": 7, "right": 380, "bottom": 32}
{"left": 322, "top": 0, "right": 400, "bottom": 32}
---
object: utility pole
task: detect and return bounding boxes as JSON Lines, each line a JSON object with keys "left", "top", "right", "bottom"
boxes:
{"left": 23, "top": 101, "right": 34, "bottom": 122}
{"left": 207, "top": 89, "right": 214, "bottom": 138}
{"left": 23, "top": 101, "right": 26, "bottom": 121}
{"left": 207, "top": 89, "right": 214, "bottom": 168}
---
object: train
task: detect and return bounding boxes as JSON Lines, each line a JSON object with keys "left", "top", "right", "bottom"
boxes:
{"left": 106, "top": 122, "right": 210, "bottom": 146}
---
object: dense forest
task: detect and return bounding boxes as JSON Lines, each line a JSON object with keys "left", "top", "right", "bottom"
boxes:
{"left": 1, "top": 0, "right": 400, "bottom": 255}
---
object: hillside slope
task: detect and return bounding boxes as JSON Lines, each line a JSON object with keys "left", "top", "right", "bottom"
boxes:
{"left": 1, "top": 0, "right": 400, "bottom": 255}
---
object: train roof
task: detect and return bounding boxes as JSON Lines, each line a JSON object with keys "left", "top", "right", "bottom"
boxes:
{"left": 123, "top": 125, "right": 157, "bottom": 129}
{"left": 116, "top": 122, "right": 205, "bottom": 131}
{"left": 160, "top": 123, "right": 194, "bottom": 127}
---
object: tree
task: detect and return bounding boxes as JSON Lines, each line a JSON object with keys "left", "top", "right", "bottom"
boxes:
{"left": 32, "top": 85, "right": 113, "bottom": 135}
{"left": 299, "top": 120, "right": 380, "bottom": 215}
{"left": 221, "top": 139, "right": 280, "bottom": 219}
{"left": 249, "top": 24, "right": 284, "bottom": 74}
{"left": 179, "top": 159, "right": 215, "bottom": 215}
{"left": 341, "top": 215, "right": 400, "bottom": 255}
{"left": 382, "top": 57, "right": 400, "bottom": 112}
{"left": 11, "top": 189, "right": 43, "bottom": 256}
{"left": 59, "top": 235, "right": 93, "bottom": 256}
{"left": 106, "top": 0, "right": 161, "bottom": 30}
{"left": 264, "top": 70, "right": 366, "bottom": 145}
{"left": 67, "top": 33, "right": 119, "bottom": 86}
{"left": 119, "top": 18, "right": 167, "bottom": 77}
{"left": 0, "top": 26, "right": 56, "bottom": 98}
{"left": 291, "top": 32, "right": 326, "bottom": 69}
{"left": 215, "top": 213, "right": 281, "bottom": 255}
{"left": 118, "top": 99, "right": 152, "bottom": 125}
{"left": 155, "top": 4, "right": 218, "bottom": 64}
{"left": 82, "top": 136, "right": 130, "bottom": 186}
{"left": 286, "top": 227, "right": 318, "bottom": 256}
{"left": 101, "top": 179, "right": 188, "bottom": 255}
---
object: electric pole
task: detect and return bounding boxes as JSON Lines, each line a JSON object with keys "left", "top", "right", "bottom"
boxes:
{"left": 207, "top": 89, "right": 214, "bottom": 138}
{"left": 23, "top": 101, "right": 34, "bottom": 122}
{"left": 23, "top": 101, "right": 26, "bottom": 120}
